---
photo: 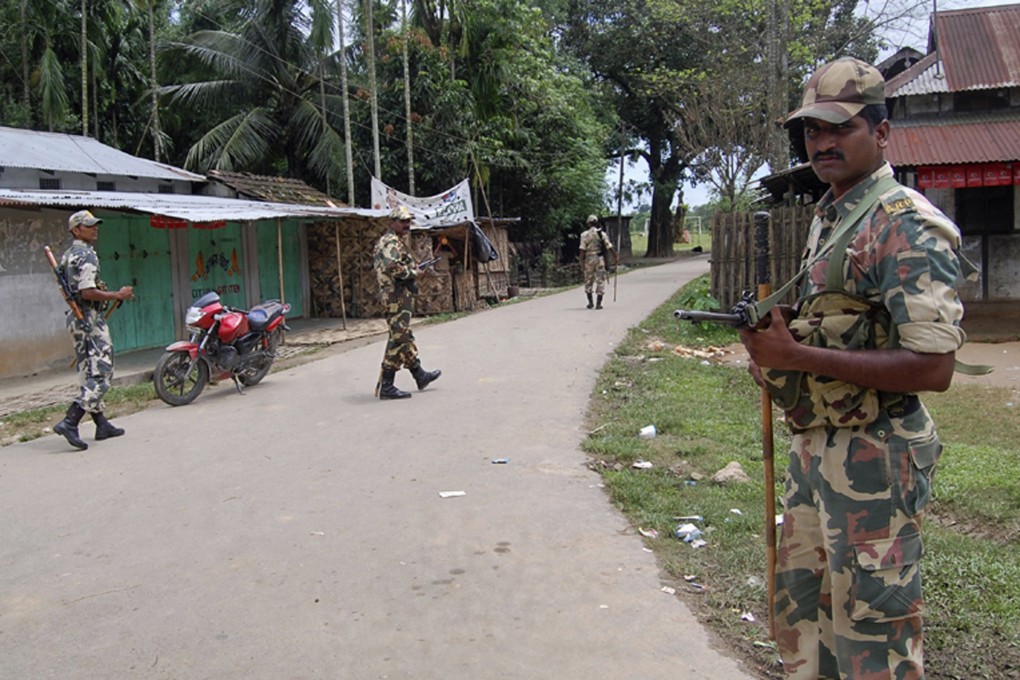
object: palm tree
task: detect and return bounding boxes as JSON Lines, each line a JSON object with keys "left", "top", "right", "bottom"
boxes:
{"left": 162, "top": 0, "right": 345, "bottom": 186}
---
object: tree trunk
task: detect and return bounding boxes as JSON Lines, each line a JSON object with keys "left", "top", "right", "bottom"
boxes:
{"left": 80, "top": 0, "right": 88, "bottom": 136}
{"left": 402, "top": 0, "right": 415, "bottom": 195}
{"left": 366, "top": 0, "right": 381, "bottom": 179}
{"left": 148, "top": 1, "right": 162, "bottom": 161}
{"left": 20, "top": 0, "right": 29, "bottom": 107}
{"left": 337, "top": 0, "right": 355, "bottom": 204}
{"left": 646, "top": 178, "right": 676, "bottom": 258}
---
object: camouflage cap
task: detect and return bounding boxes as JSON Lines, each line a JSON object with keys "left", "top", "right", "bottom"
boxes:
{"left": 783, "top": 57, "right": 886, "bottom": 128}
{"left": 586, "top": 214, "right": 599, "bottom": 225}
{"left": 389, "top": 205, "right": 413, "bottom": 221}
{"left": 68, "top": 210, "right": 102, "bottom": 231}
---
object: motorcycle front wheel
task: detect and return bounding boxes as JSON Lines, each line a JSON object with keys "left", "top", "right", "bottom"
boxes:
{"left": 238, "top": 329, "right": 283, "bottom": 387}
{"left": 154, "top": 351, "right": 210, "bottom": 406}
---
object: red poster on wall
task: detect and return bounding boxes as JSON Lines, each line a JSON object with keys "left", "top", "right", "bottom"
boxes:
{"left": 966, "top": 166, "right": 984, "bottom": 187}
{"left": 933, "top": 167, "right": 951, "bottom": 189}
{"left": 1014, "top": 164, "right": 1020, "bottom": 185}
{"left": 917, "top": 166, "right": 934, "bottom": 189}
{"left": 949, "top": 166, "right": 967, "bottom": 188}
{"left": 984, "top": 163, "right": 1008, "bottom": 186}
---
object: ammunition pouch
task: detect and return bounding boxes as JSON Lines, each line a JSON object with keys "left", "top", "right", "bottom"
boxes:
{"left": 761, "top": 290, "right": 906, "bottom": 431}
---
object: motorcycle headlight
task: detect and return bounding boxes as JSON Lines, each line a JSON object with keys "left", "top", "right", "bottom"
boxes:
{"left": 184, "top": 307, "right": 204, "bottom": 325}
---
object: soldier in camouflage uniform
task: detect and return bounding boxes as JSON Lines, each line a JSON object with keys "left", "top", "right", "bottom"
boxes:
{"left": 372, "top": 206, "right": 441, "bottom": 400}
{"left": 739, "top": 58, "right": 970, "bottom": 679}
{"left": 578, "top": 215, "right": 617, "bottom": 309}
{"left": 54, "top": 210, "right": 134, "bottom": 450}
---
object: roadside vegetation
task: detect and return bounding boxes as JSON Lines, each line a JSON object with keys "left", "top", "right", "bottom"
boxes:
{"left": 582, "top": 275, "right": 1020, "bottom": 679}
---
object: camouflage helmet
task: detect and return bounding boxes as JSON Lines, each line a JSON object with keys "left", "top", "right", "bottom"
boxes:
{"left": 783, "top": 57, "right": 886, "bottom": 129}
{"left": 586, "top": 214, "right": 599, "bottom": 225}
{"left": 388, "top": 205, "right": 413, "bottom": 221}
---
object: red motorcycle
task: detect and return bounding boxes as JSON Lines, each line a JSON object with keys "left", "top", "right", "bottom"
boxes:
{"left": 153, "top": 291, "right": 291, "bottom": 406}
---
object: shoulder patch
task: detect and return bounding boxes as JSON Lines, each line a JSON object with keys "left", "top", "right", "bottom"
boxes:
{"left": 881, "top": 196, "right": 915, "bottom": 215}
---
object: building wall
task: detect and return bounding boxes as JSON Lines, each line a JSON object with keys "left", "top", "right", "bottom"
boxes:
{"left": 0, "top": 207, "right": 309, "bottom": 379}
{"left": 0, "top": 208, "right": 75, "bottom": 378}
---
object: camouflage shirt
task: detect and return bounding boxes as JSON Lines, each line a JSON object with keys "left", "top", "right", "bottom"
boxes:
{"left": 801, "top": 162, "right": 967, "bottom": 355}
{"left": 60, "top": 239, "right": 102, "bottom": 304}
{"left": 579, "top": 226, "right": 613, "bottom": 261}
{"left": 373, "top": 229, "right": 418, "bottom": 295}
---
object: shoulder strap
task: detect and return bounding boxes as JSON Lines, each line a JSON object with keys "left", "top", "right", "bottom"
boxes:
{"left": 750, "top": 176, "right": 899, "bottom": 323}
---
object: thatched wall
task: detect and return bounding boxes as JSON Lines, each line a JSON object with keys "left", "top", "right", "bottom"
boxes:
{"left": 307, "top": 218, "right": 511, "bottom": 318}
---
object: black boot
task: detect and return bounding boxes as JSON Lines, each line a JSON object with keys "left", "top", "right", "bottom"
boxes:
{"left": 586, "top": 293, "right": 594, "bottom": 309}
{"left": 379, "top": 369, "right": 411, "bottom": 400}
{"left": 410, "top": 362, "right": 442, "bottom": 391}
{"left": 93, "top": 411, "right": 125, "bottom": 440}
{"left": 596, "top": 294, "right": 604, "bottom": 309}
{"left": 54, "top": 403, "right": 88, "bottom": 450}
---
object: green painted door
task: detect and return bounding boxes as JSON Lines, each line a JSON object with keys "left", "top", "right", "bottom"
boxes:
{"left": 187, "top": 221, "right": 246, "bottom": 310}
{"left": 94, "top": 213, "right": 175, "bottom": 351}
{"left": 256, "top": 220, "right": 303, "bottom": 311}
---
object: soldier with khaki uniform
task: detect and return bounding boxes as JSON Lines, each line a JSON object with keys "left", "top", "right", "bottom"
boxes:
{"left": 372, "top": 206, "right": 441, "bottom": 400}
{"left": 54, "top": 210, "right": 134, "bottom": 450}
{"left": 739, "top": 58, "right": 971, "bottom": 678}
{"left": 578, "top": 215, "right": 616, "bottom": 309}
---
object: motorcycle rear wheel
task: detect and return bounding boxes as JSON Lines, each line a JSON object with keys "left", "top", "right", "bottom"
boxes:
{"left": 154, "top": 351, "right": 210, "bottom": 406}
{"left": 238, "top": 328, "right": 283, "bottom": 387}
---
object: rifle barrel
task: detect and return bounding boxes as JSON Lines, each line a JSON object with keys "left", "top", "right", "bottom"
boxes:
{"left": 673, "top": 309, "right": 744, "bottom": 326}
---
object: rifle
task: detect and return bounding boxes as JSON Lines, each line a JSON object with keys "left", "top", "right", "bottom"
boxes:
{"left": 417, "top": 256, "right": 441, "bottom": 271}
{"left": 673, "top": 290, "right": 760, "bottom": 328}
{"left": 44, "top": 246, "right": 84, "bottom": 321}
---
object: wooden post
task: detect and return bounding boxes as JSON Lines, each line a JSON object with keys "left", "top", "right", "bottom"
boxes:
{"left": 277, "top": 218, "right": 285, "bottom": 305}
{"left": 755, "top": 210, "right": 778, "bottom": 641}
{"left": 335, "top": 223, "right": 348, "bottom": 329}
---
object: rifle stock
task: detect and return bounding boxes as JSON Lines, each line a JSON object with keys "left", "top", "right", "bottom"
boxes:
{"left": 44, "top": 245, "right": 84, "bottom": 321}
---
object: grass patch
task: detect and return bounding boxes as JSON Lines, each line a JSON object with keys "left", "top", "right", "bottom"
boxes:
{"left": 1, "top": 382, "right": 157, "bottom": 444}
{"left": 583, "top": 274, "right": 1020, "bottom": 678}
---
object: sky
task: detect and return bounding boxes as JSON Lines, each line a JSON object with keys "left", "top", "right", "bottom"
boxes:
{"left": 607, "top": 0, "right": 1014, "bottom": 211}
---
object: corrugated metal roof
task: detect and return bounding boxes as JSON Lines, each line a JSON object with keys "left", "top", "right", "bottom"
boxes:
{"left": 937, "top": 4, "right": 1020, "bottom": 91}
{"left": 0, "top": 126, "right": 205, "bottom": 182}
{"left": 0, "top": 188, "right": 385, "bottom": 222}
{"left": 886, "top": 52, "right": 951, "bottom": 97}
{"left": 886, "top": 4, "right": 1020, "bottom": 96}
{"left": 887, "top": 117, "right": 1020, "bottom": 166}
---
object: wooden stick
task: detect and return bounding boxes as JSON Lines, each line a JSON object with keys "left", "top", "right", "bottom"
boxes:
{"left": 754, "top": 210, "right": 778, "bottom": 641}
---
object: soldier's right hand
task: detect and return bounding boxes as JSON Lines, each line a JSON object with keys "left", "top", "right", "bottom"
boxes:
{"left": 116, "top": 285, "right": 134, "bottom": 301}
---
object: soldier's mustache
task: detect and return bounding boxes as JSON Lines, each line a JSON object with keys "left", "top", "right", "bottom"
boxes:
{"left": 813, "top": 151, "right": 844, "bottom": 162}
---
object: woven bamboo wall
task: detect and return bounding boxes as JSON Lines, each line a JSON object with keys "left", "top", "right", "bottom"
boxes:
{"left": 308, "top": 219, "right": 509, "bottom": 318}
{"left": 709, "top": 206, "right": 814, "bottom": 308}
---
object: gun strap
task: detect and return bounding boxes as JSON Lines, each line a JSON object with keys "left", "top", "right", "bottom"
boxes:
{"left": 751, "top": 177, "right": 993, "bottom": 376}
{"left": 749, "top": 176, "right": 899, "bottom": 324}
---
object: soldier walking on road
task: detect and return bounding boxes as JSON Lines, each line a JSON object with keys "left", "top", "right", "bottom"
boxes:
{"left": 739, "top": 58, "right": 973, "bottom": 678}
{"left": 578, "top": 215, "right": 617, "bottom": 309}
{"left": 53, "top": 210, "right": 134, "bottom": 450}
{"left": 372, "top": 206, "right": 441, "bottom": 400}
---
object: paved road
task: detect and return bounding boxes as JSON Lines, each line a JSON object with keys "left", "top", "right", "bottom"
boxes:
{"left": 1, "top": 256, "right": 758, "bottom": 679}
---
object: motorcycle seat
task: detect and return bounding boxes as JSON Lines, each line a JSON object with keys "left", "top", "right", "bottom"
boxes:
{"left": 247, "top": 300, "right": 288, "bottom": 332}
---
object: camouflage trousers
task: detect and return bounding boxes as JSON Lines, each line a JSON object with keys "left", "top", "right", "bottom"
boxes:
{"left": 67, "top": 309, "right": 115, "bottom": 413}
{"left": 381, "top": 287, "right": 418, "bottom": 372}
{"left": 776, "top": 401, "right": 938, "bottom": 679}
{"left": 582, "top": 254, "right": 608, "bottom": 295}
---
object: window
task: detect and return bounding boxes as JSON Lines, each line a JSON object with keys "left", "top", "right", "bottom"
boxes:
{"left": 39, "top": 178, "right": 61, "bottom": 190}
{"left": 955, "top": 186, "right": 1014, "bottom": 235}
{"left": 158, "top": 184, "right": 175, "bottom": 194}
{"left": 97, "top": 181, "right": 116, "bottom": 192}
